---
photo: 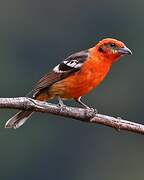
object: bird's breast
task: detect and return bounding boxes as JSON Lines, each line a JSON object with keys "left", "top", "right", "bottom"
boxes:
{"left": 50, "top": 59, "right": 112, "bottom": 99}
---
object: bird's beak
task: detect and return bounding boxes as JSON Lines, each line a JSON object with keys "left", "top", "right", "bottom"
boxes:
{"left": 118, "top": 46, "right": 132, "bottom": 55}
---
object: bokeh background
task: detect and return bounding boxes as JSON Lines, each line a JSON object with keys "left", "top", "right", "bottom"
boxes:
{"left": 0, "top": 0, "right": 143, "bottom": 179}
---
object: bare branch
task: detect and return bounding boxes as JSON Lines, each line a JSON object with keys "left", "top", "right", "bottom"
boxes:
{"left": 0, "top": 97, "right": 143, "bottom": 134}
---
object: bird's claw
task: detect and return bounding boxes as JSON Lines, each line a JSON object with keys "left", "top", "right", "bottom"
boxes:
{"left": 92, "top": 108, "right": 98, "bottom": 114}
{"left": 87, "top": 107, "right": 98, "bottom": 114}
{"left": 58, "top": 103, "right": 66, "bottom": 112}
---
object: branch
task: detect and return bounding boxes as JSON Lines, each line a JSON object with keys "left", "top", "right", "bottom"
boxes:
{"left": 0, "top": 97, "right": 143, "bottom": 134}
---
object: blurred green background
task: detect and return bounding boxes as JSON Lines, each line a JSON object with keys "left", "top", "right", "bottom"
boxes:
{"left": 0, "top": 0, "right": 143, "bottom": 179}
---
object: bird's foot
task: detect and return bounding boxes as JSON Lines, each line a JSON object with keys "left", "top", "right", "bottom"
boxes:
{"left": 75, "top": 97, "right": 98, "bottom": 113}
{"left": 85, "top": 107, "right": 98, "bottom": 115}
{"left": 58, "top": 103, "right": 67, "bottom": 112}
{"left": 89, "top": 107, "right": 98, "bottom": 114}
{"left": 57, "top": 96, "right": 67, "bottom": 112}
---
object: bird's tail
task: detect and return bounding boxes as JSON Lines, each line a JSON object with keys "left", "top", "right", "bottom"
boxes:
{"left": 5, "top": 110, "right": 33, "bottom": 129}
{"left": 5, "top": 90, "right": 52, "bottom": 129}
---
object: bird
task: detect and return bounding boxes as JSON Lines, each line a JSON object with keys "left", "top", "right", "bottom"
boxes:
{"left": 5, "top": 38, "right": 132, "bottom": 129}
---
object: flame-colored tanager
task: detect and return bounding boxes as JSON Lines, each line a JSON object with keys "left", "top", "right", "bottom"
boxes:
{"left": 5, "top": 38, "right": 132, "bottom": 129}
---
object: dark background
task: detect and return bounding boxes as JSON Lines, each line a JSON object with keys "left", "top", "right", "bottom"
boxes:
{"left": 0, "top": 0, "right": 143, "bottom": 179}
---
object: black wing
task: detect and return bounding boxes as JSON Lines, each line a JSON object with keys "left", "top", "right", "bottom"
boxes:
{"left": 32, "top": 50, "right": 89, "bottom": 97}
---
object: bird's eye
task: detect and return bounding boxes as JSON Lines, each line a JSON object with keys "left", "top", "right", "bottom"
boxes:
{"left": 110, "top": 43, "right": 116, "bottom": 48}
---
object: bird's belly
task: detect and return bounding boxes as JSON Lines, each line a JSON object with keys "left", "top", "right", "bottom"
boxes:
{"left": 49, "top": 63, "right": 111, "bottom": 99}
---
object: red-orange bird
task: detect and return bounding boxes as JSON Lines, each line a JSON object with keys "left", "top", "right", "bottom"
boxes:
{"left": 5, "top": 38, "right": 132, "bottom": 129}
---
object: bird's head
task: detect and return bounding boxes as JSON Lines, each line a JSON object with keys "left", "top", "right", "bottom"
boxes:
{"left": 95, "top": 38, "right": 132, "bottom": 63}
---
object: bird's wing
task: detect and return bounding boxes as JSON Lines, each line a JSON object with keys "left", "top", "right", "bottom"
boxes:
{"left": 32, "top": 50, "right": 89, "bottom": 97}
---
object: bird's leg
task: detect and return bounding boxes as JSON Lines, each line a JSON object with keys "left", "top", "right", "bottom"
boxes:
{"left": 57, "top": 96, "right": 66, "bottom": 109}
{"left": 75, "top": 97, "right": 98, "bottom": 113}
{"left": 75, "top": 97, "right": 90, "bottom": 109}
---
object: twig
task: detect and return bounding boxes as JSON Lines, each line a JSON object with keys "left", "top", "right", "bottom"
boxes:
{"left": 0, "top": 97, "right": 143, "bottom": 134}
